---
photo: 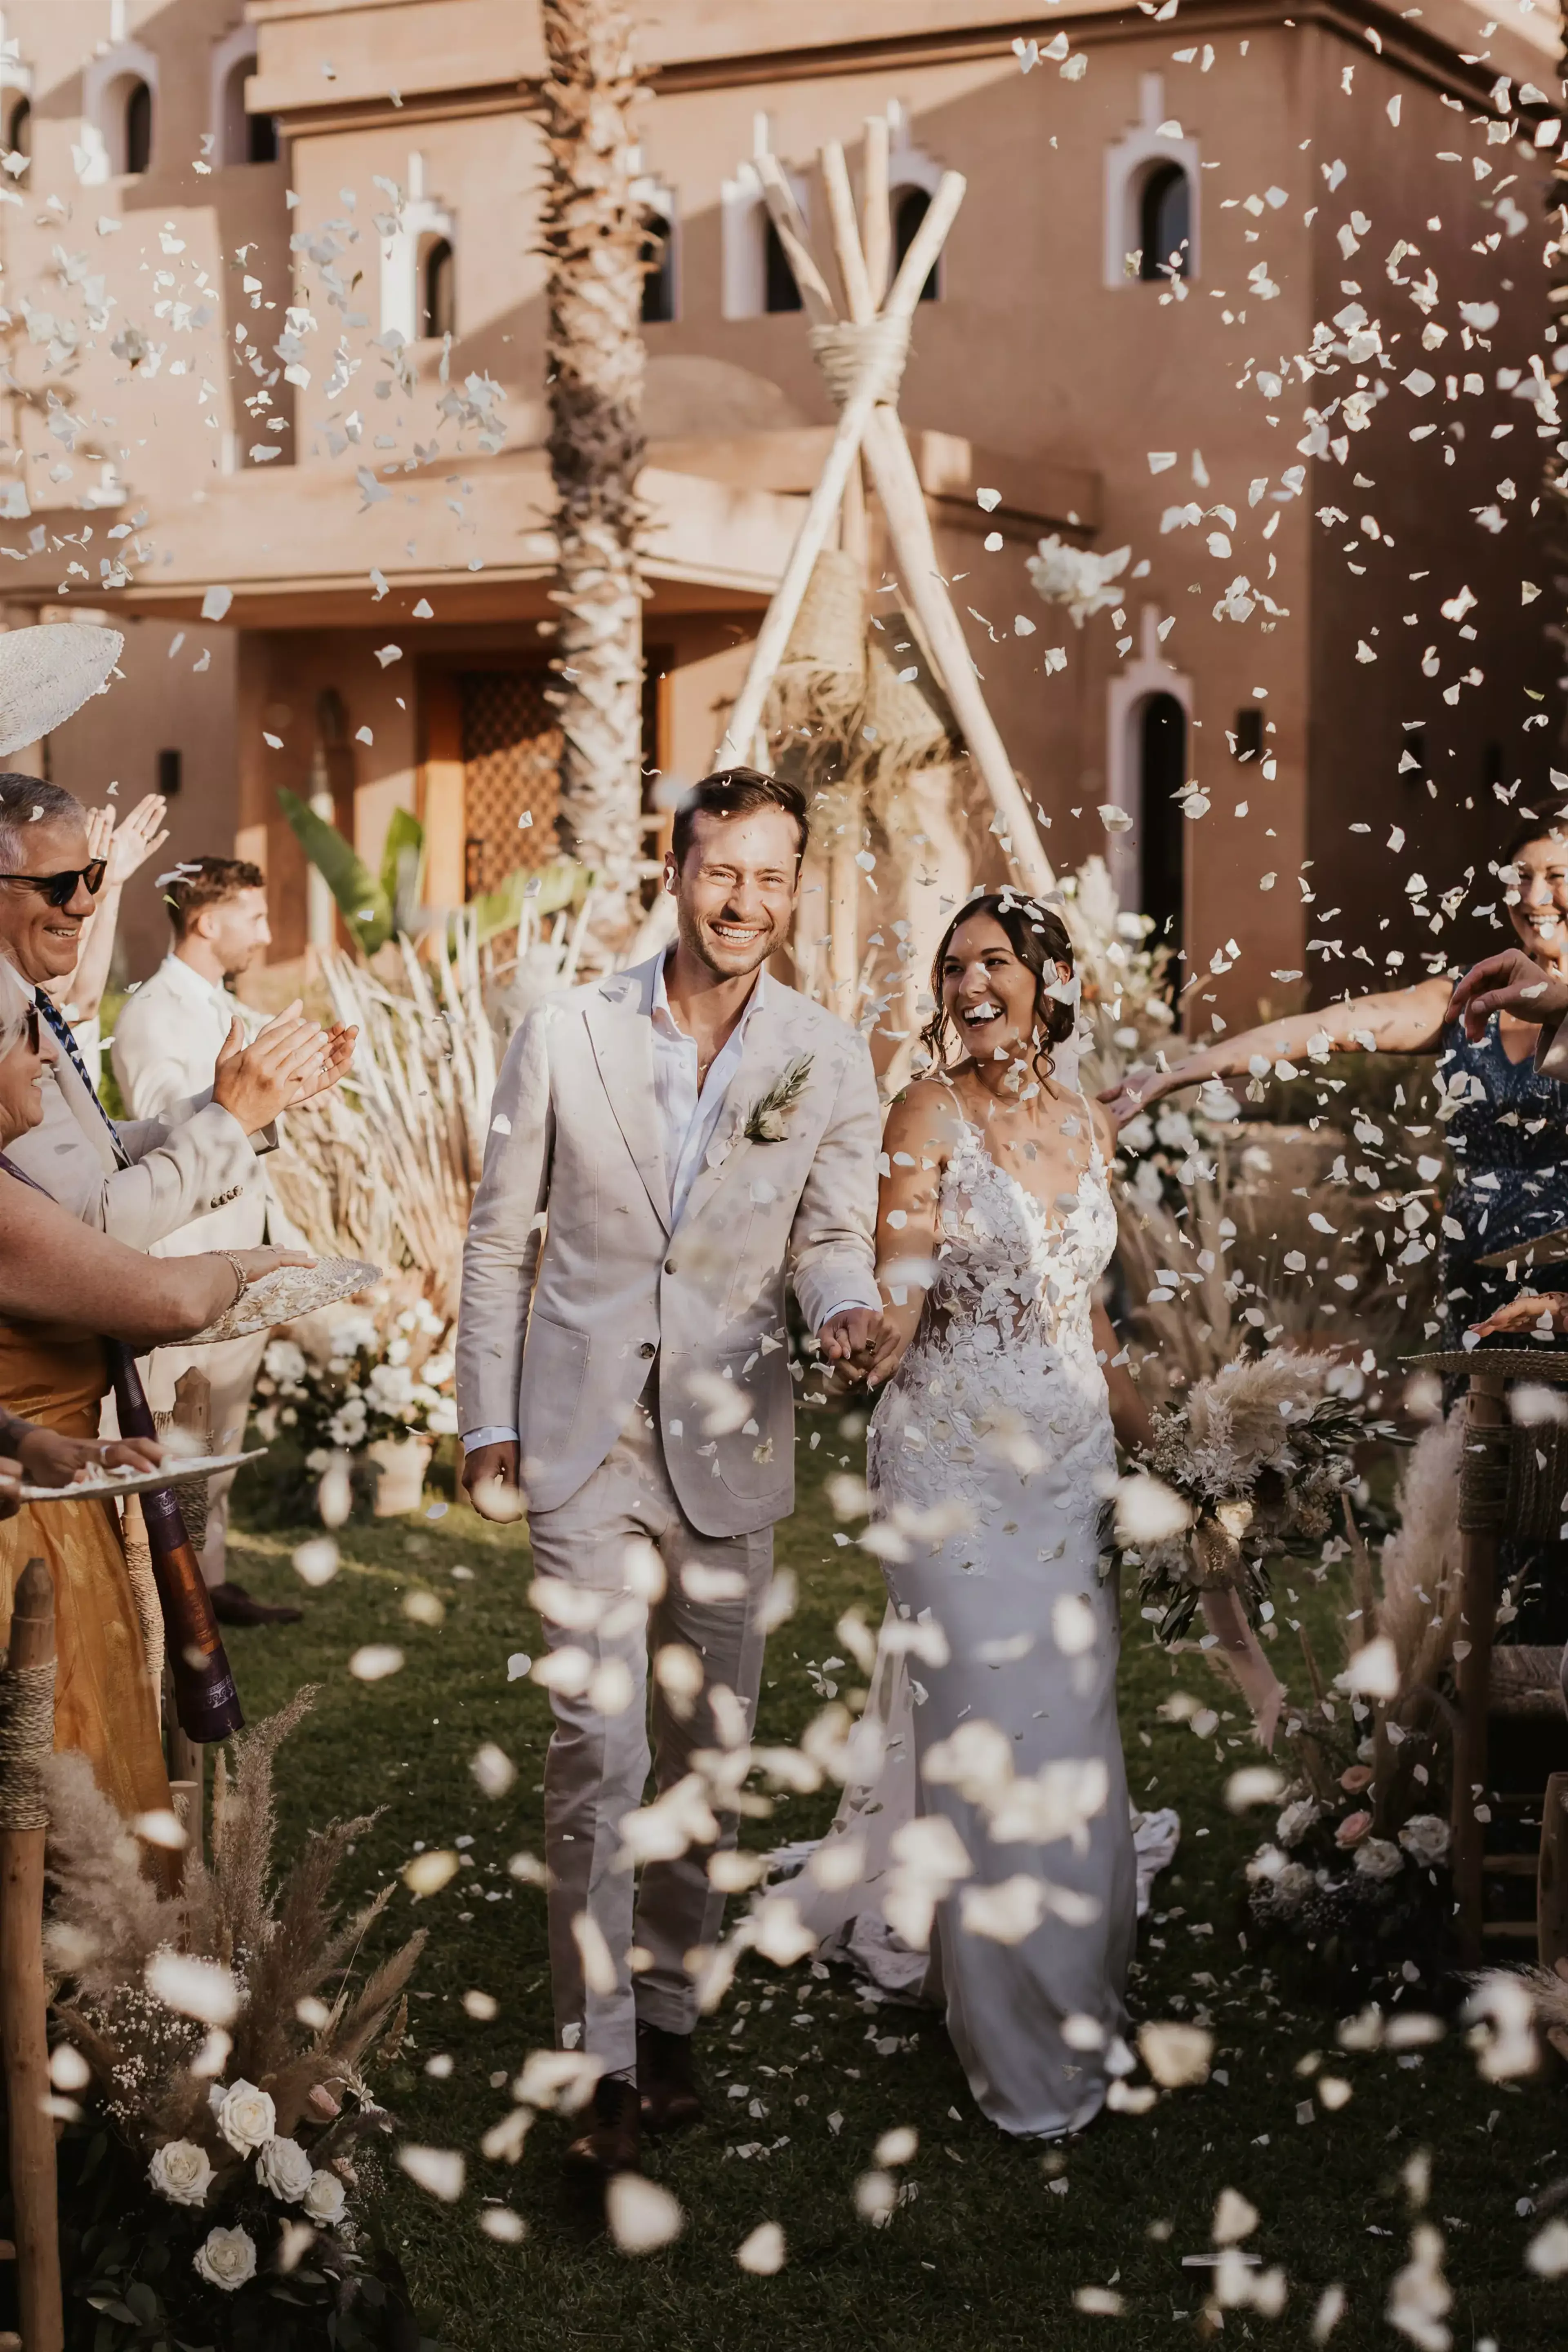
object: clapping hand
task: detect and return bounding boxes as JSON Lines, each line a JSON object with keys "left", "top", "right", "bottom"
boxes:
{"left": 213, "top": 1005, "right": 357, "bottom": 1133}
{"left": 1446, "top": 949, "right": 1568, "bottom": 1042}
{"left": 85, "top": 794, "right": 171, "bottom": 887}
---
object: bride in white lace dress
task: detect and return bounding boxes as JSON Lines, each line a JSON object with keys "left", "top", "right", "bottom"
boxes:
{"left": 852, "top": 894, "right": 1152, "bottom": 2138}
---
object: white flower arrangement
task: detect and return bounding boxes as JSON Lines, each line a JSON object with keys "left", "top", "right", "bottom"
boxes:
{"left": 192, "top": 2223, "right": 258, "bottom": 2293}
{"left": 254, "top": 1288, "right": 459, "bottom": 1463}
{"left": 148, "top": 2138, "right": 214, "bottom": 2207}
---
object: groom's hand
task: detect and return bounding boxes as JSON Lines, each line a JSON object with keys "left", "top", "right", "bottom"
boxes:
{"left": 818, "top": 1307, "right": 881, "bottom": 1368}
{"left": 462, "top": 1440, "right": 524, "bottom": 1522}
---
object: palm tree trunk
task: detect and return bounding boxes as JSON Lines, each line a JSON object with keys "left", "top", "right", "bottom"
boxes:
{"left": 537, "top": 0, "right": 648, "bottom": 966}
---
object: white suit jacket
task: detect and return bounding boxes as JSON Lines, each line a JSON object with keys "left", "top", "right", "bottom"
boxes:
{"left": 0, "top": 953, "right": 268, "bottom": 1249}
{"left": 111, "top": 953, "right": 304, "bottom": 1256}
{"left": 456, "top": 955, "right": 881, "bottom": 1538}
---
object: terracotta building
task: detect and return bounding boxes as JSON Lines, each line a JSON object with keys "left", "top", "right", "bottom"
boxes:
{"left": 0, "top": 0, "right": 1561, "bottom": 1026}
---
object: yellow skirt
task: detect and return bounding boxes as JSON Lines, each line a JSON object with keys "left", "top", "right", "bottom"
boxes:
{"left": 0, "top": 1319, "right": 172, "bottom": 1826}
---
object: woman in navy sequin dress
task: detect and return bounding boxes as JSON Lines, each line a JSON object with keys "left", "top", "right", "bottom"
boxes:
{"left": 1103, "top": 816, "right": 1568, "bottom": 1343}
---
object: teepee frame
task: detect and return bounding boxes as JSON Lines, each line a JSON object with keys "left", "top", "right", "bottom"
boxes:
{"left": 716, "top": 128, "right": 1055, "bottom": 898}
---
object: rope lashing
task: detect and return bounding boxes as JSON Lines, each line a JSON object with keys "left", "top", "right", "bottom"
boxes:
{"left": 1458, "top": 1425, "right": 1513, "bottom": 1532}
{"left": 808, "top": 315, "right": 911, "bottom": 411}
{"left": 0, "top": 1656, "right": 56, "bottom": 1831}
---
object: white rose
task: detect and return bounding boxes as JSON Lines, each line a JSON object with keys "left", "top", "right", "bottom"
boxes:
{"left": 1399, "top": 1813, "right": 1451, "bottom": 1867}
{"left": 303, "top": 2167, "right": 348, "bottom": 2226}
{"left": 263, "top": 1340, "right": 307, "bottom": 1387}
{"left": 1118, "top": 1112, "right": 1155, "bottom": 1155}
{"left": 1353, "top": 1836, "right": 1404, "bottom": 1883}
{"left": 256, "top": 2134, "right": 314, "bottom": 2204}
{"left": 148, "top": 2138, "right": 214, "bottom": 2207}
{"left": 193, "top": 2223, "right": 258, "bottom": 2293}
{"left": 215, "top": 2079, "right": 276, "bottom": 2154}
{"left": 755, "top": 1107, "right": 788, "bottom": 1141}
{"left": 1276, "top": 1798, "right": 1320, "bottom": 1849}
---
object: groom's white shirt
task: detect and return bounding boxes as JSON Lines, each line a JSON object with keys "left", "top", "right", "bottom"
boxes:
{"left": 456, "top": 950, "right": 880, "bottom": 1536}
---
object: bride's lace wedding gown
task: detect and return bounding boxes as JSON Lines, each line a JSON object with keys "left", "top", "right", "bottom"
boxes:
{"left": 850, "top": 1106, "right": 1136, "bottom": 2136}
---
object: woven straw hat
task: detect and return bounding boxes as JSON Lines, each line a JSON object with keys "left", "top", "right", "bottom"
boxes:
{"left": 0, "top": 622, "right": 122, "bottom": 758}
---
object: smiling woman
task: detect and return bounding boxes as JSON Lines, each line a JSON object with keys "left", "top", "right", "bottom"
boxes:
{"left": 1103, "top": 817, "right": 1568, "bottom": 1346}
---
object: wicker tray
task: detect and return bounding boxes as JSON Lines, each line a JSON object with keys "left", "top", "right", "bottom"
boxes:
{"left": 1478, "top": 1225, "right": 1568, "bottom": 1271}
{"left": 179, "top": 1257, "right": 380, "bottom": 1346}
{"left": 20, "top": 1447, "right": 265, "bottom": 1503}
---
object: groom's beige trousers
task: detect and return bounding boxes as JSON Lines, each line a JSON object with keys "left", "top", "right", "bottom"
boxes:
{"left": 527, "top": 1391, "right": 773, "bottom": 2079}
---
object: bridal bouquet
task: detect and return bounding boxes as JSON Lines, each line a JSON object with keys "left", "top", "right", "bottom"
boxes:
{"left": 1118, "top": 1348, "right": 1376, "bottom": 1642}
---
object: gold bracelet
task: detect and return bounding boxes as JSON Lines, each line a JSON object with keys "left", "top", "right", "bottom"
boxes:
{"left": 219, "top": 1252, "right": 248, "bottom": 1308}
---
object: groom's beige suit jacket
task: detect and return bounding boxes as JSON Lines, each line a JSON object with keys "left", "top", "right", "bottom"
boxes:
{"left": 456, "top": 955, "right": 881, "bottom": 1538}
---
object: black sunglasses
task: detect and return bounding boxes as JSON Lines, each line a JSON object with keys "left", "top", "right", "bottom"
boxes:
{"left": 0, "top": 858, "right": 107, "bottom": 908}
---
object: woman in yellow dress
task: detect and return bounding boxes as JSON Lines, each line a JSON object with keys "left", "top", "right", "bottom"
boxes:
{"left": 0, "top": 999, "right": 305, "bottom": 1821}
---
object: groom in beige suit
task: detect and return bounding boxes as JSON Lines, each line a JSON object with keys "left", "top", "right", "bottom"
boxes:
{"left": 457, "top": 768, "right": 881, "bottom": 2186}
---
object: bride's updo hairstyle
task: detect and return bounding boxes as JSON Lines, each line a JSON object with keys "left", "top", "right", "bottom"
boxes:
{"left": 920, "top": 890, "right": 1077, "bottom": 1079}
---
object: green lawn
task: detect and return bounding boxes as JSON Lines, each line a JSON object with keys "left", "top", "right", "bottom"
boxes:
{"left": 224, "top": 1436, "right": 1565, "bottom": 2351}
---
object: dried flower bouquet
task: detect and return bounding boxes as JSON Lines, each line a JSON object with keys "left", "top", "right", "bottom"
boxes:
{"left": 42, "top": 1692, "right": 425, "bottom": 2349}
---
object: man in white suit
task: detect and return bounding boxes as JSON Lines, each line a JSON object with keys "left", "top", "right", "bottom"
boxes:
{"left": 457, "top": 768, "right": 882, "bottom": 2185}
{"left": 114, "top": 856, "right": 311, "bottom": 1626}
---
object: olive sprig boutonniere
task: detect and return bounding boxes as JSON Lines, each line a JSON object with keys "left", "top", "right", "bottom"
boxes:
{"left": 744, "top": 1054, "right": 814, "bottom": 1142}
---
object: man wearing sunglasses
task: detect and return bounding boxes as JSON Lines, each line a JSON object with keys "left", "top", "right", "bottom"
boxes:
{"left": 0, "top": 773, "right": 355, "bottom": 1248}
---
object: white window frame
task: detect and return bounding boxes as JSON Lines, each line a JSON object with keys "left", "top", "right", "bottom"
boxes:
{"left": 1104, "top": 604, "right": 1192, "bottom": 914}
{"left": 723, "top": 118, "right": 809, "bottom": 321}
{"left": 78, "top": 40, "right": 159, "bottom": 185}
{"left": 379, "top": 164, "right": 456, "bottom": 344}
{"left": 885, "top": 98, "right": 944, "bottom": 299}
{"left": 1103, "top": 74, "right": 1200, "bottom": 288}
{"left": 632, "top": 172, "right": 678, "bottom": 322}
{"left": 210, "top": 24, "right": 260, "bottom": 169}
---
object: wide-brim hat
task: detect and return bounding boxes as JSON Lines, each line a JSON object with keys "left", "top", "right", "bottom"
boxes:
{"left": 0, "top": 622, "right": 122, "bottom": 759}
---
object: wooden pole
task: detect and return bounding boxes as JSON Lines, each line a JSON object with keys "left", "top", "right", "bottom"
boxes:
{"left": 0, "top": 1558, "right": 64, "bottom": 2352}
{"left": 1452, "top": 1367, "right": 1507, "bottom": 1968}
{"left": 861, "top": 114, "right": 892, "bottom": 310}
{"left": 717, "top": 161, "right": 960, "bottom": 770}
{"left": 1539, "top": 1770, "right": 1568, "bottom": 1973}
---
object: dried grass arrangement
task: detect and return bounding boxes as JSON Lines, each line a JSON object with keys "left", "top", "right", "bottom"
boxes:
{"left": 44, "top": 1692, "right": 424, "bottom": 2349}
{"left": 1244, "top": 1417, "right": 1464, "bottom": 1989}
{"left": 1120, "top": 1348, "right": 1373, "bottom": 1643}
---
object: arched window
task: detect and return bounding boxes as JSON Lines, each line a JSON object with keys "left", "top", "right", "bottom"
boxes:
{"left": 764, "top": 216, "right": 801, "bottom": 314}
{"left": 641, "top": 212, "right": 675, "bottom": 324}
{"left": 1139, "top": 163, "right": 1190, "bottom": 281}
{"left": 124, "top": 79, "right": 152, "bottom": 176}
{"left": 6, "top": 97, "right": 29, "bottom": 160}
{"left": 892, "top": 185, "right": 938, "bottom": 301}
{"left": 421, "top": 237, "right": 455, "bottom": 340}
{"left": 1138, "top": 692, "right": 1187, "bottom": 970}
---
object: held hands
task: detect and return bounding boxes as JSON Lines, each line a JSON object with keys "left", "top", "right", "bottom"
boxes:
{"left": 462, "top": 1439, "right": 525, "bottom": 1524}
{"left": 212, "top": 1004, "right": 358, "bottom": 1134}
{"left": 1446, "top": 950, "right": 1568, "bottom": 1042}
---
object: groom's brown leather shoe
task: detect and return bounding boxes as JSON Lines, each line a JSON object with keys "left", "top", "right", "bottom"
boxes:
{"left": 563, "top": 2075, "right": 641, "bottom": 2183}
{"left": 637, "top": 2019, "right": 704, "bottom": 2135}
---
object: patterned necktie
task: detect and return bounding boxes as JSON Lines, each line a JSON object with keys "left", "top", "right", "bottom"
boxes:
{"left": 36, "top": 989, "right": 131, "bottom": 1169}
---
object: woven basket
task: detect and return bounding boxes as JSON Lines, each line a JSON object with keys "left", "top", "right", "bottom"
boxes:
{"left": 1504, "top": 1423, "right": 1568, "bottom": 1545}
{"left": 853, "top": 639, "right": 951, "bottom": 788}
{"left": 765, "top": 548, "right": 866, "bottom": 740}
{"left": 1488, "top": 1644, "right": 1568, "bottom": 1719}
